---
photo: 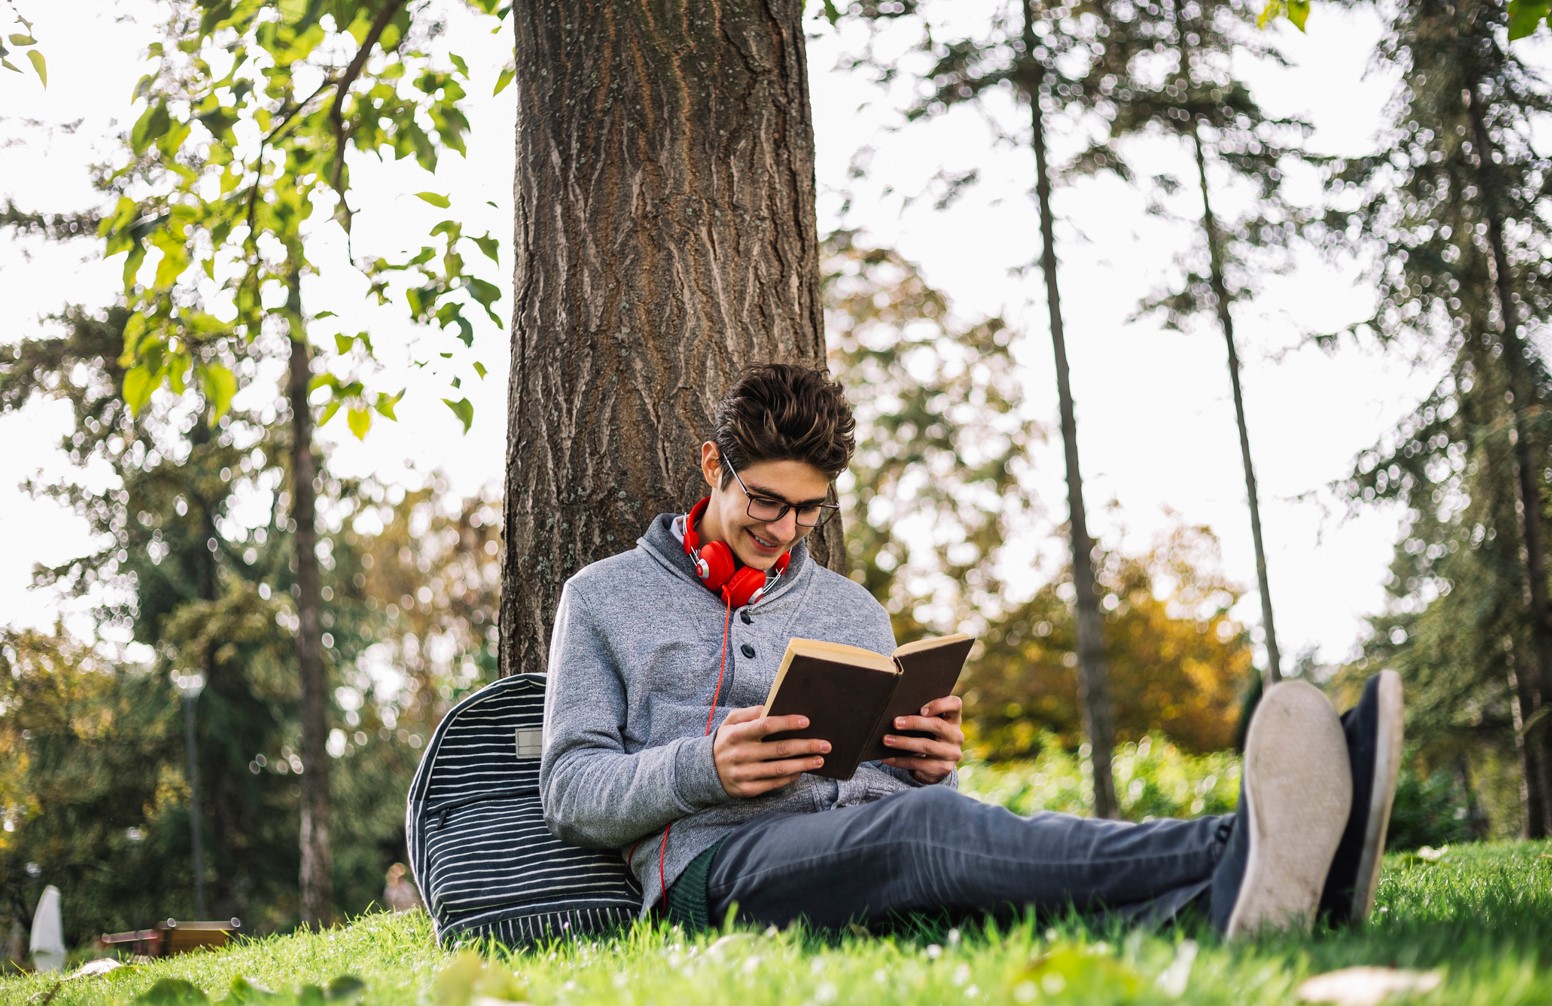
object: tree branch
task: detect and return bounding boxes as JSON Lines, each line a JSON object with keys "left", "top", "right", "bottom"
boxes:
{"left": 329, "top": 0, "right": 411, "bottom": 211}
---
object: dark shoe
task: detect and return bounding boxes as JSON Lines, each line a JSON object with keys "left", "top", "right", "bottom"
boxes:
{"left": 1210, "top": 680, "right": 1352, "bottom": 939}
{"left": 1319, "top": 670, "right": 1404, "bottom": 926}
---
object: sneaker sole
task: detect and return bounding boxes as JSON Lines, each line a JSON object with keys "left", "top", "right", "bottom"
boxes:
{"left": 1227, "top": 680, "right": 1353, "bottom": 939}
{"left": 1349, "top": 669, "right": 1404, "bottom": 924}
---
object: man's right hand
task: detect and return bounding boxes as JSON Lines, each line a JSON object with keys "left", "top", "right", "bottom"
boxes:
{"left": 713, "top": 705, "right": 830, "bottom": 798}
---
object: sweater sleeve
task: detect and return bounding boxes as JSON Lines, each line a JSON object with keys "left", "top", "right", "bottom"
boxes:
{"left": 540, "top": 582, "right": 733, "bottom": 848}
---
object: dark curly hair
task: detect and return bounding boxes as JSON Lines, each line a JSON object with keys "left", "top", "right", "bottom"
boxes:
{"left": 711, "top": 363, "right": 856, "bottom": 485}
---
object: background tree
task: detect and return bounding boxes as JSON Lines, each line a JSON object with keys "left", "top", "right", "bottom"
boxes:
{"left": 966, "top": 519, "right": 1252, "bottom": 758}
{"left": 501, "top": 1, "right": 843, "bottom": 676}
{"left": 845, "top": 0, "right": 1121, "bottom": 816}
{"left": 101, "top": 0, "right": 504, "bottom": 924}
{"left": 1071, "top": 0, "right": 1319, "bottom": 686}
{"left": 1323, "top": 0, "right": 1552, "bottom": 835}
{"left": 824, "top": 230, "right": 1043, "bottom": 640}
{"left": 0, "top": 200, "right": 502, "bottom": 929}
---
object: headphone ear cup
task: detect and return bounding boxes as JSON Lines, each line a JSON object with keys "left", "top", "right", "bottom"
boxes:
{"left": 696, "top": 540, "right": 736, "bottom": 591}
{"left": 722, "top": 567, "right": 767, "bottom": 608}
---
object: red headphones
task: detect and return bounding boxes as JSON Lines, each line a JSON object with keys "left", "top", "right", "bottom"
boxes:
{"left": 683, "top": 496, "right": 790, "bottom": 607}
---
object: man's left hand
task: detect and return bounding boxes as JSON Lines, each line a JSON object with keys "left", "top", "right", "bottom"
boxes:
{"left": 881, "top": 695, "right": 963, "bottom": 784}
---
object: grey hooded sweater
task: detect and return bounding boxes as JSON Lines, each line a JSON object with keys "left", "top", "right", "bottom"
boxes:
{"left": 540, "top": 513, "right": 953, "bottom": 914}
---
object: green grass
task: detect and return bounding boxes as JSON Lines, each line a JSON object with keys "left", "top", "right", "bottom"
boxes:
{"left": 5, "top": 840, "right": 1550, "bottom": 1005}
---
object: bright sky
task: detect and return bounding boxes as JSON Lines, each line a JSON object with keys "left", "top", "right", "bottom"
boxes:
{"left": 1, "top": 3, "right": 1543, "bottom": 669}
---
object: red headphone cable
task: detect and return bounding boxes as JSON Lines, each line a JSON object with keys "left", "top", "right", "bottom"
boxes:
{"left": 659, "top": 594, "right": 734, "bottom": 906}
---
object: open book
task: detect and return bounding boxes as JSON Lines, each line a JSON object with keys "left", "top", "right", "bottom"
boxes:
{"left": 761, "top": 633, "right": 974, "bottom": 781}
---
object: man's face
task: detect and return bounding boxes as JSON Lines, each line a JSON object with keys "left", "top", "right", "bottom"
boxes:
{"left": 697, "top": 442, "right": 832, "bottom": 571}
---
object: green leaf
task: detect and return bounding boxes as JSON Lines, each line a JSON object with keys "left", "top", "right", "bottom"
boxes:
{"left": 7, "top": 34, "right": 36, "bottom": 46}
{"left": 1287, "top": 0, "right": 1309, "bottom": 29}
{"left": 201, "top": 363, "right": 237, "bottom": 421}
{"left": 122, "top": 311, "right": 148, "bottom": 358}
{"left": 373, "top": 390, "right": 403, "bottom": 420}
{"left": 122, "top": 243, "right": 147, "bottom": 287}
{"left": 227, "top": 976, "right": 281, "bottom": 1003}
{"left": 134, "top": 978, "right": 211, "bottom": 1004}
{"left": 1508, "top": 0, "right": 1552, "bottom": 39}
{"left": 473, "top": 235, "right": 499, "bottom": 263}
{"left": 334, "top": 333, "right": 354, "bottom": 355}
{"left": 820, "top": 0, "right": 841, "bottom": 25}
{"left": 131, "top": 101, "right": 171, "bottom": 155}
{"left": 465, "top": 276, "right": 503, "bottom": 326}
{"left": 325, "top": 975, "right": 366, "bottom": 1002}
{"left": 449, "top": 53, "right": 469, "bottom": 77}
{"left": 123, "top": 365, "right": 154, "bottom": 415}
{"left": 416, "top": 191, "right": 451, "bottom": 208}
{"left": 493, "top": 67, "right": 514, "bottom": 96}
{"left": 432, "top": 952, "right": 484, "bottom": 1006}
{"left": 26, "top": 49, "right": 45, "bottom": 87}
{"left": 443, "top": 396, "right": 474, "bottom": 433}
{"left": 346, "top": 405, "right": 371, "bottom": 440}
{"left": 278, "top": 0, "right": 308, "bottom": 24}
{"left": 473, "top": 361, "right": 488, "bottom": 379}
{"left": 153, "top": 242, "right": 191, "bottom": 289}
{"left": 319, "top": 397, "right": 343, "bottom": 427}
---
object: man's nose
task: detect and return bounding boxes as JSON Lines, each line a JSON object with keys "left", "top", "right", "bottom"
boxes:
{"left": 765, "top": 509, "right": 799, "bottom": 539}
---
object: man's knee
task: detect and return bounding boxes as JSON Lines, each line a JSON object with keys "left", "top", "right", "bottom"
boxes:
{"left": 882, "top": 784, "right": 971, "bottom": 835}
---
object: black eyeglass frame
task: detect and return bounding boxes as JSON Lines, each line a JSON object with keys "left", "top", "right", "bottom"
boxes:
{"left": 721, "top": 457, "right": 840, "bottom": 528}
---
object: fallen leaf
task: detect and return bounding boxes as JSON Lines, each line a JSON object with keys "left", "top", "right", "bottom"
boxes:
{"left": 67, "top": 959, "right": 123, "bottom": 979}
{"left": 704, "top": 933, "right": 758, "bottom": 956}
{"left": 1297, "top": 966, "right": 1443, "bottom": 1006}
{"left": 1155, "top": 940, "right": 1198, "bottom": 998}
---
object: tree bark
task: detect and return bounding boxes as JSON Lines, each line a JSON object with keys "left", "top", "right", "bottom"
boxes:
{"left": 502, "top": 1, "right": 841, "bottom": 676}
{"left": 1019, "top": 0, "right": 1118, "bottom": 819}
{"left": 1189, "top": 127, "right": 1282, "bottom": 686}
{"left": 286, "top": 257, "right": 334, "bottom": 923}
{"left": 1506, "top": 652, "right": 1552, "bottom": 837}
{"left": 1464, "top": 74, "right": 1552, "bottom": 837}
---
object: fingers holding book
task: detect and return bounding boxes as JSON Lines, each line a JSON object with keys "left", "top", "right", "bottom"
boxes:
{"left": 714, "top": 705, "right": 832, "bottom": 798}
{"left": 881, "top": 694, "right": 964, "bottom": 785}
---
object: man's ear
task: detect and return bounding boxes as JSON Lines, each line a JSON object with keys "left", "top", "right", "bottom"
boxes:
{"left": 700, "top": 441, "right": 721, "bottom": 490}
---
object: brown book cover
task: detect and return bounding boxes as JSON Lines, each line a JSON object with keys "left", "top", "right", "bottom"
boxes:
{"left": 762, "top": 634, "right": 973, "bottom": 781}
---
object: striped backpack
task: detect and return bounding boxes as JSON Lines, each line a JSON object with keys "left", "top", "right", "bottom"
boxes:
{"left": 405, "top": 672, "right": 642, "bottom": 947}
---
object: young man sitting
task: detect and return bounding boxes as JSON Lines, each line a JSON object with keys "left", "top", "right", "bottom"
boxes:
{"left": 540, "top": 362, "right": 1403, "bottom": 938}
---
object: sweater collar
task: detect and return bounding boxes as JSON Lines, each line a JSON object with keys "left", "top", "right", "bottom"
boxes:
{"left": 638, "top": 511, "right": 809, "bottom": 604}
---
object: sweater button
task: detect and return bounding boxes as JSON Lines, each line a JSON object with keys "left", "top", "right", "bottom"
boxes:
{"left": 740, "top": 644, "right": 755, "bottom": 659}
{"left": 740, "top": 610, "right": 753, "bottom": 625}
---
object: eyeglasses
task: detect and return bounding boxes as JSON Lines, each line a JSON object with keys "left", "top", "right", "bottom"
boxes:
{"left": 722, "top": 457, "right": 840, "bottom": 528}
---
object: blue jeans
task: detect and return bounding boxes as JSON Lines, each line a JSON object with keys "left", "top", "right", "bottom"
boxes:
{"left": 706, "top": 786, "right": 1230, "bottom": 930}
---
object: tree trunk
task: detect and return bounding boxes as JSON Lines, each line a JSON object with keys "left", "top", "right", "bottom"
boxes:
{"left": 1506, "top": 652, "right": 1552, "bottom": 837}
{"left": 286, "top": 258, "right": 334, "bottom": 924}
{"left": 1464, "top": 76, "right": 1552, "bottom": 837}
{"left": 1019, "top": 0, "right": 1118, "bottom": 819}
{"left": 502, "top": 1, "right": 841, "bottom": 676}
{"left": 1189, "top": 126, "right": 1282, "bottom": 686}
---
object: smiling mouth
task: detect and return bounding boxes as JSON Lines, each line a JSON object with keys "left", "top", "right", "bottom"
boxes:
{"left": 748, "top": 530, "right": 785, "bottom": 552}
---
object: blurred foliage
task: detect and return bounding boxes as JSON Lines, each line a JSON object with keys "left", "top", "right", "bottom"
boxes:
{"left": 0, "top": 629, "right": 178, "bottom": 940}
{"left": 825, "top": 232, "right": 1250, "bottom": 757}
{"left": 959, "top": 732, "right": 1241, "bottom": 822}
{"left": 0, "top": 292, "right": 500, "bottom": 941}
{"left": 103, "top": 0, "right": 505, "bottom": 434}
{"left": 825, "top": 230, "right": 1042, "bottom": 641}
{"left": 1319, "top": 0, "right": 1552, "bottom": 838}
{"left": 965, "top": 521, "right": 1252, "bottom": 758}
